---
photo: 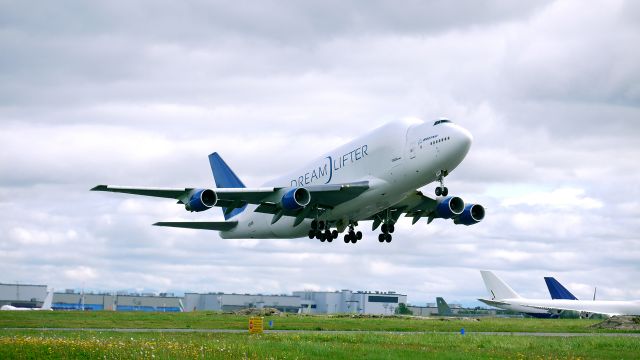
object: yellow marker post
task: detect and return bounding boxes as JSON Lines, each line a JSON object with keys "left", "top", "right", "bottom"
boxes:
{"left": 249, "top": 316, "right": 264, "bottom": 334}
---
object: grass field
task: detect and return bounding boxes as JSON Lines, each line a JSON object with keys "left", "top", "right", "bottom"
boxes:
{"left": 1, "top": 312, "right": 639, "bottom": 359}
{"left": 0, "top": 311, "right": 617, "bottom": 332}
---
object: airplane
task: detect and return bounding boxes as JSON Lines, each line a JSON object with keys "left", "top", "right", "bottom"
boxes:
{"left": 479, "top": 271, "right": 640, "bottom": 317}
{"left": 1, "top": 289, "right": 54, "bottom": 311}
{"left": 91, "top": 118, "right": 485, "bottom": 243}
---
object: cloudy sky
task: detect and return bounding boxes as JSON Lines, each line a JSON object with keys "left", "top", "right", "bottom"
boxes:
{"left": 1, "top": 0, "right": 639, "bottom": 306}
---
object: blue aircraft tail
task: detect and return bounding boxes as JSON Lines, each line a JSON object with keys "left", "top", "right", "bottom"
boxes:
{"left": 544, "top": 277, "right": 578, "bottom": 300}
{"left": 208, "top": 152, "right": 247, "bottom": 220}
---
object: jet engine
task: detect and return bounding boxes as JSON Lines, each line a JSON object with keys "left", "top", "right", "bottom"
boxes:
{"left": 435, "top": 196, "right": 465, "bottom": 219}
{"left": 281, "top": 187, "right": 311, "bottom": 210}
{"left": 454, "top": 203, "right": 485, "bottom": 225}
{"left": 185, "top": 189, "right": 217, "bottom": 212}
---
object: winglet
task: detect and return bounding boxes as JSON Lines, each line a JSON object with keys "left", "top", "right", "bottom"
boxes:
{"left": 544, "top": 277, "right": 578, "bottom": 300}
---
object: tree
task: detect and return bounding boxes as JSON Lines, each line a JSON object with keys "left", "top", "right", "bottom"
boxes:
{"left": 395, "top": 303, "right": 413, "bottom": 315}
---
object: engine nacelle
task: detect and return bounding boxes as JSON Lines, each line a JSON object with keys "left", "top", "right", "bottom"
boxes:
{"left": 281, "top": 187, "right": 311, "bottom": 210}
{"left": 185, "top": 189, "right": 217, "bottom": 212}
{"left": 435, "top": 196, "right": 465, "bottom": 219}
{"left": 454, "top": 203, "right": 485, "bottom": 225}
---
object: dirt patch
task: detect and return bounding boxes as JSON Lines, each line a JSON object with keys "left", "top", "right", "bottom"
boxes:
{"left": 590, "top": 316, "right": 640, "bottom": 330}
{"left": 234, "top": 307, "right": 281, "bottom": 316}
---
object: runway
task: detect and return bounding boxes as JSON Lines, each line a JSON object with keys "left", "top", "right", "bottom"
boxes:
{"left": 2, "top": 328, "right": 639, "bottom": 337}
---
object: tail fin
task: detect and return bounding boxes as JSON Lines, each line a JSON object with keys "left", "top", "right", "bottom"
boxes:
{"left": 208, "top": 152, "right": 247, "bottom": 220}
{"left": 41, "top": 289, "right": 54, "bottom": 310}
{"left": 436, "top": 297, "right": 453, "bottom": 316}
{"left": 544, "top": 277, "right": 578, "bottom": 300}
{"left": 480, "top": 271, "right": 521, "bottom": 300}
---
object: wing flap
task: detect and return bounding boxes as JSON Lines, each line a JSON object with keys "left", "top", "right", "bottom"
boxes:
{"left": 153, "top": 221, "right": 238, "bottom": 231}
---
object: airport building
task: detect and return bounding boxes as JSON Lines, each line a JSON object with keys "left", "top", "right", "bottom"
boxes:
{"left": 293, "top": 290, "right": 408, "bottom": 315}
{"left": 0, "top": 283, "right": 48, "bottom": 308}
{"left": 183, "top": 293, "right": 300, "bottom": 313}
{"left": 1, "top": 284, "right": 407, "bottom": 314}
{"left": 51, "top": 290, "right": 183, "bottom": 312}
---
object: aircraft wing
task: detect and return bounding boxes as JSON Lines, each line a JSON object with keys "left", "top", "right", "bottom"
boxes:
{"left": 366, "top": 190, "right": 438, "bottom": 230}
{"left": 92, "top": 181, "right": 370, "bottom": 225}
{"left": 515, "top": 302, "right": 619, "bottom": 317}
{"left": 91, "top": 185, "right": 278, "bottom": 208}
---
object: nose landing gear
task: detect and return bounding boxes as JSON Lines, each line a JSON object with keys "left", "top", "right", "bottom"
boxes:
{"left": 435, "top": 170, "right": 449, "bottom": 196}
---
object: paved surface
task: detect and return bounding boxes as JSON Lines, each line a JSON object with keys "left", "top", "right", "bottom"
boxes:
{"left": 2, "top": 328, "right": 640, "bottom": 337}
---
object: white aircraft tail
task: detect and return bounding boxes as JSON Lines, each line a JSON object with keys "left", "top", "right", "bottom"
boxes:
{"left": 41, "top": 289, "right": 54, "bottom": 310}
{"left": 480, "top": 271, "right": 521, "bottom": 300}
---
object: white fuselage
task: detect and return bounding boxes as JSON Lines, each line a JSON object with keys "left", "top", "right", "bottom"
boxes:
{"left": 513, "top": 298, "right": 640, "bottom": 316}
{"left": 221, "top": 119, "right": 473, "bottom": 238}
{"left": 482, "top": 298, "right": 640, "bottom": 317}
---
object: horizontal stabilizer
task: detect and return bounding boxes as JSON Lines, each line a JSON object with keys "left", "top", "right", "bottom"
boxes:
{"left": 153, "top": 221, "right": 237, "bottom": 231}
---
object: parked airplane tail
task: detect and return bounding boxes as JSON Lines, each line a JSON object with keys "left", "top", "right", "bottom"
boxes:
{"left": 480, "top": 270, "right": 521, "bottom": 300}
{"left": 208, "top": 152, "right": 247, "bottom": 220}
{"left": 544, "top": 277, "right": 578, "bottom": 300}
{"left": 42, "top": 289, "right": 54, "bottom": 310}
{"left": 436, "top": 297, "right": 453, "bottom": 316}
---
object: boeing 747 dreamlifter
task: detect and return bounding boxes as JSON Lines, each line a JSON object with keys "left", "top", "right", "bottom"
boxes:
{"left": 92, "top": 118, "right": 484, "bottom": 243}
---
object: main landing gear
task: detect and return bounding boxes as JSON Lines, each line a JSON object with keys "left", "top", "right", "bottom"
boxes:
{"left": 308, "top": 220, "right": 338, "bottom": 243}
{"left": 343, "top": 224, "right": 362, "bottom": 244}
{"left": 435, "top": 170, "right": 449, "bottom": 196}
{"left": 378, "top": 222, "right": 394, "bottom": 243}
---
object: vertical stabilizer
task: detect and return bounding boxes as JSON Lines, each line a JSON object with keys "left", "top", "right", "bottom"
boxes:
{"left": 544, "top": 277, "right": 578, "bottom": 300}
{"left": 41, "top": 289, "right": 54, "bottom": 310}
{"left": 480, "top": 271, "right": 521, "bottom": 300}
{"left": 208, "top": 152, "right": 247, "bottom": 220}
{"left": 436, "top": 297, "right": 453, "bottom": 316}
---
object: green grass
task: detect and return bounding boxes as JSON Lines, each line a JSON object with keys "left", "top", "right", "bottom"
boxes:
{"left": 0, "top": 311, "right": 625, "bottom": 333}
{"left": 1, "top": 329, "right": 639, "bottom": 359}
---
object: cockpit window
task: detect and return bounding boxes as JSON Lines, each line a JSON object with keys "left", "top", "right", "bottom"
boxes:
{"left": 433, "top": 119, "right": 452, "bottom": 126}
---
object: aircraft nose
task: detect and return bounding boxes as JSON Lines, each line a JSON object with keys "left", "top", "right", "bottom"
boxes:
{"left": 455, "top": 125, "right": 473, "bottom": 153}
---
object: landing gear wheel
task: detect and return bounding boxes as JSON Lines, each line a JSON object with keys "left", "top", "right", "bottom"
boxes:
{"left": 332, "top": 230, "right": 339, "bottom": 239}
{"left": 385, "top": 234, "right": 392, "bottom": 243}
{"left": 381, "top": 223, "right": 388, "bottom": 233}
{"left": 435, "top": 187, "right": 442, "bottom": 196}
{"left": 311, "top": 220, "right": 318, "bottom": 230}
{"left": 356, "top": 231, "right": 362, "bottom": 240}
{"left": 442, "top": 187, "right": 448, "bottom": 196}
{"left": 318, "top": 221, "right": 325, "bottom": 230}
{"left": 320, "top": 233, "right": 326, "bottom": 242}
{"left": 344, "top": 235, "right": 350, "bottom": 243}
{"left": 388, "top": 223, "right": 395, "bottom": 233}
{"left": 348, "top": 231, "right": 356, "bottom": 243}
{"left": 324, "top": 230, "right": 332, "bottom": 242}
{"left": 378, "top": 234, "right": 385, "bottom": 242}
{"left": 308, "top": 230, "right": 315, "bottom": 239}
{"left": 315, "top": 230, "right": 322, "bottom": 239}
